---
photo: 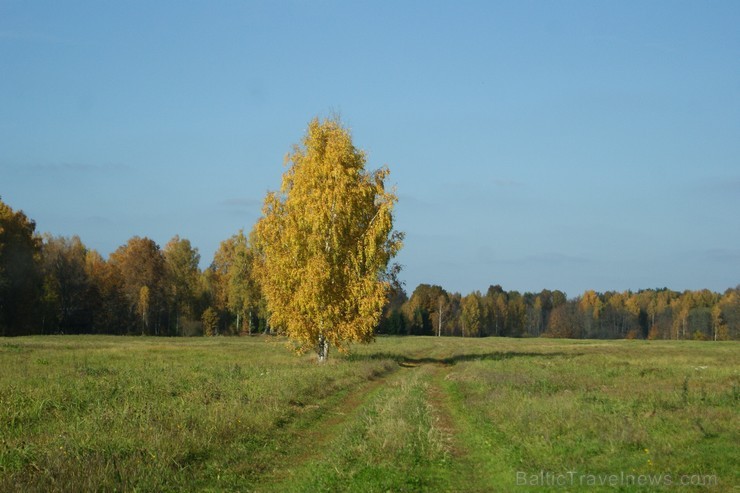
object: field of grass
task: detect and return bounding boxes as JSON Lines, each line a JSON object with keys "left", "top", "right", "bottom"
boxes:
{"left": 0, "top": 335, "right": 737, "bottom": 492}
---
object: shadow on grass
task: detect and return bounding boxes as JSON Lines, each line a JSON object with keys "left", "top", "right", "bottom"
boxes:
{"left": 345, "top": 351, "right": 581, "bottom": 367}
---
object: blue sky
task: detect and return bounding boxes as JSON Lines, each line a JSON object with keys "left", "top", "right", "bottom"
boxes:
{"left": 2, "top": 0, "right": 739, "bottom": 297}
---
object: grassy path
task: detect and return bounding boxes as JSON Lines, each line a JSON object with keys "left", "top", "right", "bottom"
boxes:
{"left": 256, "top": 349, "right": 498, "bottom": 492}
{"left": 255, "top": 337, "right": 738, "bottom": 492}
{"left": 1, "top": 336, "right": 736, "bottom": 491}
{"left": 258, "top": 361, "right": 454, "bottom": 492}
{"left": 257, "top": 361, "right": 402, "bottom": 488}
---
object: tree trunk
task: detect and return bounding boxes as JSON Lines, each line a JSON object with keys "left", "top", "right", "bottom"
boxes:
{"left": 437, "top": 299, "right": 443, "bottom": 337}
{"left": 317, "top": 334, "right": 329, "bottom": 363}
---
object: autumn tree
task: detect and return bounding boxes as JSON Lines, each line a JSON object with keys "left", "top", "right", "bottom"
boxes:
{"left": 229, "top": 234, "right": 272, "bottom": 334}
{"left": 402, "top": 284, "right": 447, "bottom": 336}
{"left": 0, "top": 197, "right": 42, "bottom": 335}
{"left": 461, "top": 292, "right": 481, "bottom": 337}
{"left": 485, "top": 285, "right": 508, "bottom": 336}
{"left": 206, "top": 243, "right": 231, "bottom": 329}
{"left": 210, "top": 231, "right": 261, "bottom": 335}
{"left": 529, "top": 295, "right": 544, "bottom": 336}
{"left": 432, "top": 292, "right": 452, "bottom": 337}
{"left": 377, "top": 268, "right": 407, "bottom": 335}
{"left": 648, "top": 289, "right": 677, "bottom": 340}
{"left": 672, "top": 295, "right": 691, "bottom": 340}
{"left": 546, "top": 301, "right": 581, "bottom": 338}
{"left": 715, "top": 288, "right": 740, "bottom": 340}
{"left": 202, "top": 307, "right": 219, "bottom": 336}
{"left": 446, "top": 292, "right": 462, "bottom": 336}
{"left": 687, "top": 289, "right": 718, "bottom": 340}
{"left": 85, "top": 249, "right": 129, "bottom": 333}
{"left": 39, "top": 235, "right": 93, "bottom": 332}
{"left": 164, "top": 235, "right": 201, "bottom": 335}
{"left": 254, "top": 117, "right": 403, "bottom": 361}
{"left": 578, "top": 290, "right": 602, "bottom": 339}
{"left": 109, "top": 236, "right": 167, "bottom": 335}
{"left": 229, "top": 233, "right": 260, "bottom": 334}
{"left": 506, "top": 291, "right": 526, "bottom": 337}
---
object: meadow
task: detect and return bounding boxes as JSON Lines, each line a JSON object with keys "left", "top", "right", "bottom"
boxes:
{"left": 0, "top": 335, "right": 737, "bottom": 492}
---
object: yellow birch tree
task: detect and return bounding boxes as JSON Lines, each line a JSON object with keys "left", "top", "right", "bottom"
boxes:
{"left": 253, "top": 117, "right": 403, "bottom": 361}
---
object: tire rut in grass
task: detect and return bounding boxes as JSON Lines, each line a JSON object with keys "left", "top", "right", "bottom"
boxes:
{"left": 420, "top": 361, "right": 493, "bottom": 493}
{"left": 256, "top": 357, "right": 477, "bottom": 492}
{"left": 384, "top": 356, "right": 469, "bottom": 461}
{"left": 425, "top": 366, "right": 463, "bottom": 458}
{"left": 257, "top": 362, "right": 404, "bottom": 486}
{"left": 259, "top": 362, "right": 456, "bottom": 492}
{"left": 424, "top": 363, "right": 502, "bottom": 493}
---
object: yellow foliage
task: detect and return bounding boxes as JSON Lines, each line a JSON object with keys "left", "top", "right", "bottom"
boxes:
{"left": 253, "top": 118, "right": 403, "bottom": 355}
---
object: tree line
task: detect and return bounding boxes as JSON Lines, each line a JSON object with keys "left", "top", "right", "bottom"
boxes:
{"left": 1, "top": 196, "right": 738, "bottom": 340}
{"left": 0, "top": 196, "right": 259, "bottom": 336}
{"left": 379, "top": 283, "right": 740, "bottom": 341}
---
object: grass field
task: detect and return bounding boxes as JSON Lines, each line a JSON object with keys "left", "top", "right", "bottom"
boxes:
{"left": 0, "top": 335, "right": 737, "bottom": 492}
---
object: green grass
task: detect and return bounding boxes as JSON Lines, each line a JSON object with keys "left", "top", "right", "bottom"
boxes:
{"left": 265, "top": 364, "right": 451, "bottom": 493}
{"left": 0, "top": 336, "right": 396, "bottom": 491}
{"left": 0, "top": 336, "right": 737, "bottom": 492}
{"left": 432, "top": 339, "right": 738, "bottom": 492}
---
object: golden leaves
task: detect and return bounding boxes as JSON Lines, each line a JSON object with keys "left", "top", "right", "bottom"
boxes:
{"left": 254, "top": 117, "right": 402, "bottom": 355}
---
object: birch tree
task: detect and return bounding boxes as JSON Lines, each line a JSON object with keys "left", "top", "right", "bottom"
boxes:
{"left": 254, "top": 117, "right": 403, "bottom": 362}
{"left": 109, "top": 236, "right": 166, "bottom": 335}
{"left": 164, "top": 235, "right": 201, "bottom": 335}
{"left": 461, "top": 292, "right": 481, "bottom": 337}
{"left": 210, "top": 230, "right": 260, "bottom": 334}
